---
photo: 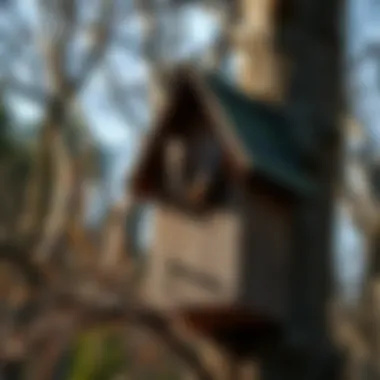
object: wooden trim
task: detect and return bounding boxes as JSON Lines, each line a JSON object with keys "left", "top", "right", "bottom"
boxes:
{"left": 188, "top": 70, "right": 252, "bottom": 172}
{"left": 129, "top": 80, "right": 181, "bottom": 194}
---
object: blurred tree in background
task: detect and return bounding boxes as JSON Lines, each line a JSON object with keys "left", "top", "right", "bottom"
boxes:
{"left": 0, "top": 96, "right": 32, "bottom": 238}
{"left": 0, "top": 1, "right": 226, "bottom": 379}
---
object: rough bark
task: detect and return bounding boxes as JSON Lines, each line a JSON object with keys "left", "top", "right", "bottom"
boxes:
{"left": 261, "top": 0, "right": 344, "bottom": 378}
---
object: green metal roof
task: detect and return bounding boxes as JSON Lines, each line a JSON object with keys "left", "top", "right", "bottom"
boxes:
{"left": 203, "top": 72, "right": 318, "bottom": 196}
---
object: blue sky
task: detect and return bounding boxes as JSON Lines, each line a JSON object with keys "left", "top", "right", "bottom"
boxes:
{"left": 345, "top": 0, "right": 380, "bottom": 161}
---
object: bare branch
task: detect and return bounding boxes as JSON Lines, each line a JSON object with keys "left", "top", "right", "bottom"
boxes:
{"left": 100, "top": 197, "right": 131, "bottom": 270}
{"left": 206, "top": 1, "right": 236, "bottom": 70}
{"left": 21, "top": 0, "right": 117, "bottom": 264}
{"left": 70, "top": 0, "right": 115, "bottom": 96}
{"left": 112, "top": 34, "right": 140, "bottom": 55}
{"left": 0, "top": 77, "right": 47, "bottom": 104}
{"left": 0, "top": 239, "right": 213, "bottom": 379}
{"left": 104, "top": 63, "right": 146, "bottom": 128}
{"left": 37, "top": 0, "right": 115, "bottom": 99}
{"left": 134, "top": 0, "right": 168, "bottom": 111}
{"left": 34, "top": 130, "right": 73, "bottom": 263}
{"left": 0, "top": 2, "right": 232, "bottom": 378}
{"left": 0, "top": 12, "right": 43, "bottom": 103}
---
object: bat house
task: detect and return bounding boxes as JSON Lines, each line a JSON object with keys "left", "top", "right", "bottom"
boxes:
{"left": 131, "top": 67, "right": 317, "bottom": 351}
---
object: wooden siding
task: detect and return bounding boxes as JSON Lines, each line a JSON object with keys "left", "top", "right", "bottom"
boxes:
{"left": 143, "top": 205, "right": 241, "bottom": 311}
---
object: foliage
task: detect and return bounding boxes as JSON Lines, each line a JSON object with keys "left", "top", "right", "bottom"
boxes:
{"left": 63, "top": 327, "right": 184, "bottom": 380}
{"left": 67, "top": 329, "right": 127, "bottom": 380}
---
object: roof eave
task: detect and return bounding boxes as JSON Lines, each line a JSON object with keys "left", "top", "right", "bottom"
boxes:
{"left": 187, "top": 69, "right": 253, "bottom": 173}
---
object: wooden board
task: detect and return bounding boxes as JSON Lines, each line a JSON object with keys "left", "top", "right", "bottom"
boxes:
{"left": 143, "top": 205, "right": 241, "bottom": 311}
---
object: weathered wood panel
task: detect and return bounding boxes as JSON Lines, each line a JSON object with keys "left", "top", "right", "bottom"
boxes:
{"left": 143, "top": 205, "right": 241, "bottom": 311}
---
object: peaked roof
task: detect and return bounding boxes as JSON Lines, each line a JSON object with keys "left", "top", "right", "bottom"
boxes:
{"left": 131, "top": 67, "right": 318, "bottom": 198}
{"left": 197, "top": 71, "right": 317, "bottom": 196}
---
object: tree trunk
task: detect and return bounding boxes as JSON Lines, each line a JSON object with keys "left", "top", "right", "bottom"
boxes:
{"left": 18, "top": 125, "right": 53, "bottom": 242}
{"left": 232, "top": 0, "right": 345, "bottom": 378}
